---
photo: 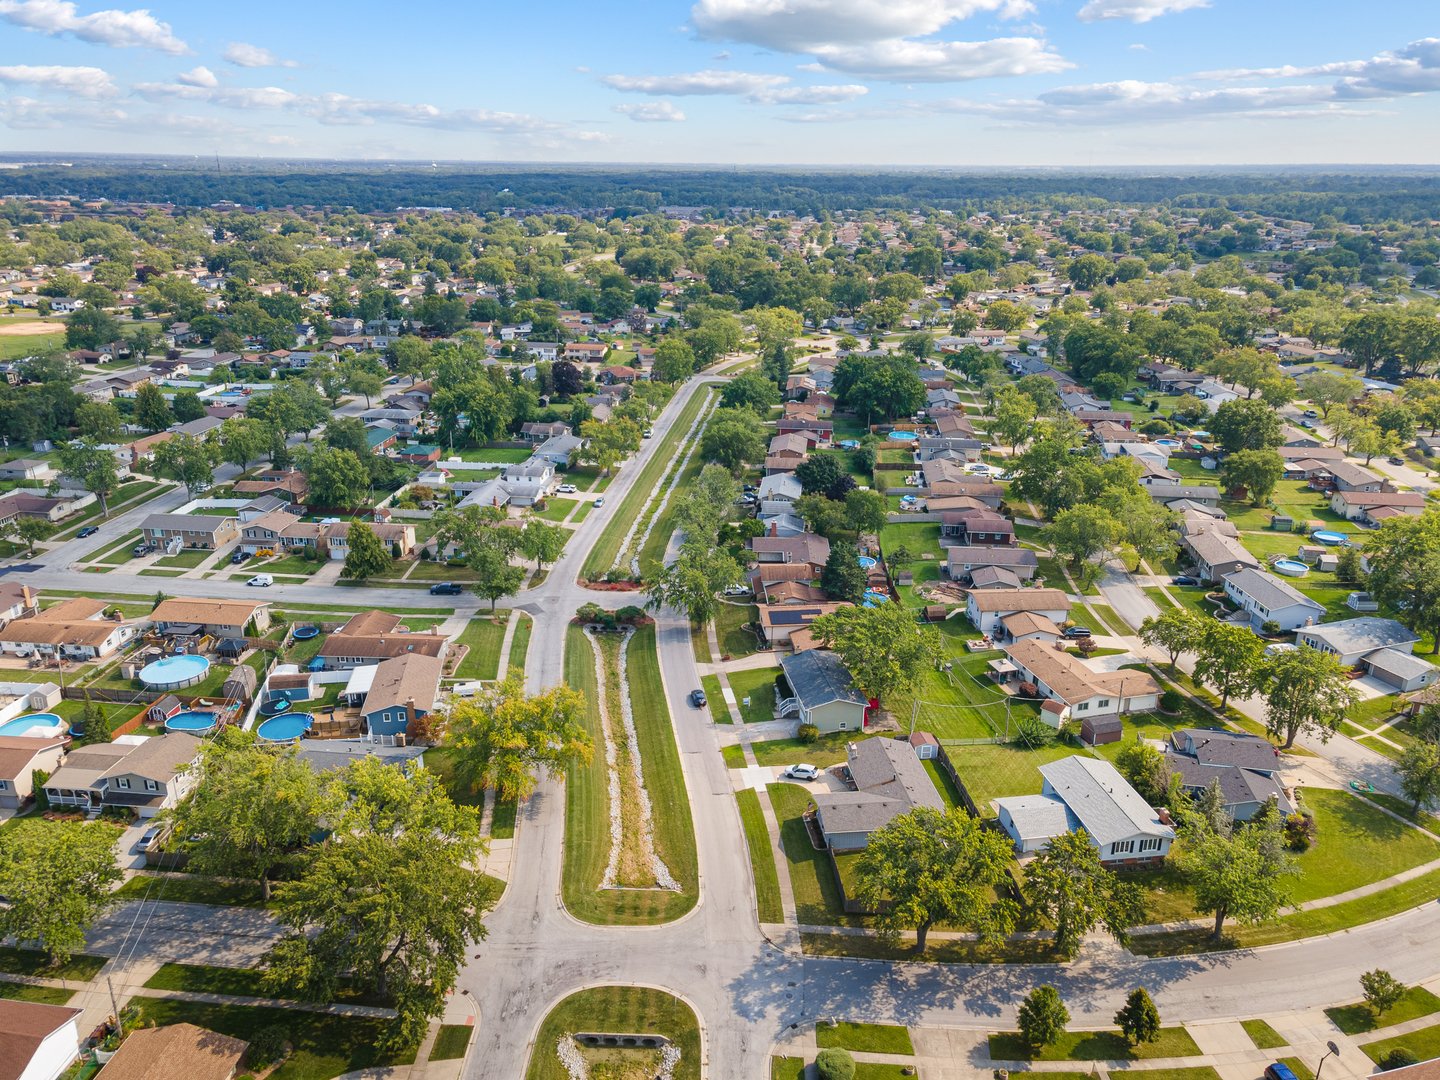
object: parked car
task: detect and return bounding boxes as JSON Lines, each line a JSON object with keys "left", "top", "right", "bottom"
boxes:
{"left": 136, "top": 825, "right": 162, "bottom": 852}
{"left": 689, "top": 688, "right": 707, "bottom": 708}
{"left": 76, "top": 526, "right": 99, "bottom": 538}
{"left": 1303, "top": 409, "right": 1319, "bottom": 418}
{"left": 429, "top": 582, "right": 463, "bottom": 595}
{"left": 1063, "top": 626, "right": 1093, "bottom": 638}
{"left": 132, "top": 544, "right": 151, "bottom": 558}
{"left": 782, "top": 764, "right": 820, "bottom": 781}
{"left": 247, "top": 574, "right": 273, "bottom": 587}
{"left": 1172, "top": 576, "right": 1198, "bottom": 586}
{"left": 231, "top": 549, "right": 249, "bottom": 564}
{"left": 1265, "top": 1064, "right": 1299, "bottom": 1080}
{"left": 594, "top": 497, "right": 604, "bottom": 507}
{"left": 1389, "top": 456, "right": 1405, "bottom": 465}
{"left": 724, "top": 583, "right": 751, "bottom": 595}
{"left": 558, "top": 483, "right": 577, "bottom": 493}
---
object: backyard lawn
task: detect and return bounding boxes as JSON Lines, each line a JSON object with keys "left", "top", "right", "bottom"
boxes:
{"left": 946, "top": 742, "right": 1088, "bottom": 817}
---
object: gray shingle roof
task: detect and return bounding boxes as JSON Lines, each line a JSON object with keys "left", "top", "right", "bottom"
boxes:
{"left": 1167, "top": 756, "right": 1290, "bottom": 812}
{"left": 780, "top": 650, "right": 867, "bottom": 710}
{"left": 1364, "top": 648, "right": 1436, "bottom": 681}
{"left": 1224, "top": 568, "right": 1324, "bottom": 613}
{"left": 1038, "top": 755, "right": 1174, "bottom": 846}
{"left": 848, "top": 737, "right": 944, "bottom": 812}
{"left": 1172, "top": 728, "right": 1279, "bottom": 771}
{"left": 998, "top": 793, "right": 1080, "bottom": 841}
{"left": 1297, "top": 617, "right": 1420, "bottom": 656}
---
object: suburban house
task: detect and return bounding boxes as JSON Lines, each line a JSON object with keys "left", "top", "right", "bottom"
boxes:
{"left": 323, "top": 520, "right": 416, "bottom": 562}
{"left": 746, "top": 562, "right": 815, "bottom": 597}
{"left": 97, "top": 1022, "right": 249, "bottom": 1080}
{"left": 359, "top": 653, "right": 445, "bottom": 739}
{"left": 140, "top": 512, "right": 239, "bottom": 551}
{"left": 1002, "top": 638, "right": 1161, "bottom": 719}
{"left": 941, "top": 509, "right": 1016, "bottom": 547}
{"left": 43, "top": 733, "right": 202, "bottom": 818}
{"left": 530, "top": 433, "right": 583, "bottom": 467}
{"left": 1165, "top": 727, "right": 1291, "bottom": 820}
{"left": 998, "top": 611, "right": 1064, "bottom": 647}
{"left": 453, "top": 460, "right": 557, "bottom": 511}
{"left": 1183, "top": 529, "right": 1262, "bottom": 583}
{"left": 757, "top": 602, "right": 850, "bottom": 647}
{"left": 1360, "top": 649, "right": 1438, "bottom": 693}
{"left": 748, "top": 533, "right": 831, "bottom": 569}
{"left": 0, "top": 490, "right": 96, "bottom": 526}
{"left": 1330, "top": 490, "right": 1427, "bottom": 520}
{"left": 0, "top": 1001, "right": 84, "bottom": 1080}
{"left": 1222, "top": 569, "right": 1326, "bottom": 632}
{"left": 1326, "top": 461, "right": 1386, "bottom": 492}
{"left": 924, "top": 480, "right": 1003, "bottom": 507}
{"left": 756, "top": 473, "right": 803, "bottom": 515}
{"left": 966, "top": 589, "right": 1072, "bottom": 638}
{"left": 945, "top": 547, "right": 1039, "bottom": 583}
{"left": 520, "top": 420, "right": 572, "bottom": 442}
{"left": 232, "top": 467, "right": 310, "bottom": 503}
{"left": 1150, "top": 485, "right": 1222, "bottom": 508}
{"left": 0, "top": 458, "right": 56, "bottom": 482}
{"left": 810, "top": 736, "right": 943, "bottom": 850}
{"left": 776, "top": 649, "right": 869, "bottom": 733}
{"left": 150, "top": 598, "right": 272, "bottom": 637}
{"left": 994, "top": 756, "right": 1175, "bottom": 868}
{"left": 768, "top": 433, "right": 811, "bottom": 461}
{"left": 0, "top": 582, "right": 41, "bottom": 627}
{"left": 0, "top": 734, "right": 68, "bottom": 809}
{"left": 316, "top": 630, "right": 447, "bottom": 671}
{"left": 0, "top": 597, "right": 136, "bottom": 660}
{"left": 563, "top": 342, "right": 608, "bottom": 362}
{"left": 1295, "top": 617, "right": 1423, "bottom": 667}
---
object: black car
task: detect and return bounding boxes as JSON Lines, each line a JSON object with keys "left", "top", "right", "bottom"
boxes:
{"left": 689, "top": 689, "right": 707, "bottom": 708}
{"left": 76, "top": 526, "right": 99, "bottom": 538}
{"left": 1063, "top": 626, "right": 1093, "bottom": 639}
{"left": 430, "top": 582, "right": 464, "bottom": 595}
{"left": 1389, "top": 456, "right": 1405, "bottom": 465}
{"left": 231, "top": 549, "right": 250, "bottom": 564}
{"left": 1172, "top": 576, "right": 1198, "bottom": 586}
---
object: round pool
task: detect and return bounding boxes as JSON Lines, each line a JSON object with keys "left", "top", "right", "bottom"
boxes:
{"left": 165, "top": 710, "right": 217, "bottom": 734}
{"left": 1190, "top": 431, "right": 1211, "bottom": 439}
{"left": 256, "top": 712, "right": 312, "bottom": 743}
{"left": 1312, "top": 530, "right": 1347, "bottom": 545}
{"left": 858, "top": 556, "right": 878, "bottom": 569}
{"left": 0, "top": 713, "right": 66, "bottom": 738}
{"left": 1154, "top": 439, "right": 1181, "bottom": 447}
{"left": 1273, "top": 559, "right": 1310, "bottom": 577}
{"left": 886, "top": 430, "right": 918, "bottom": 442}
{"left": 292, "top": 626, "right": 320, "bottom": 640}
{"left": 139, "top": 654, "right": 211, "bottom": 691}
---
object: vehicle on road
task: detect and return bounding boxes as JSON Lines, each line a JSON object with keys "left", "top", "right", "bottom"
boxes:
{"left": 1303, "top": 409, "right": 1319, "bottom": 418}
{"left": 247, "top": 574, "right": 273, "bottom": 587}
{"left": 643, "top": 429, "right": 653, "bottom": 439}
{"left": 558, "top": 483, "right": 577, "bottom": 493}
{"left": 77, "top": 526, "right": 99, "bottom": 538}
{"left": 1063, "top": 625, "right": 1093, "bottom": 638}
{"left": 1389, "top": 456, "right": 1405, "bottom": 465}
{"left": 1172, "top": 576, "right": 1198, "bottom": 586}
{"left": 594, "top": 497, "right": 604, "bottom": 507}
{"left": 689, "top": 688, "right": 707, "bottom": 707}
{"left": 429, "top": 582, "right": 463, "bottom": 595}
{"left": 782, "top": 764, "right": 820, "bottom": 780}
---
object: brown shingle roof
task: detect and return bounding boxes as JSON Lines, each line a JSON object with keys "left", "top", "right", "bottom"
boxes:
{"left": 968, "top": 588, "right": 1071, "bottom": 613}
{"left": 362, "top": 653, "right": 444, "bottom": 716}
{"left": 335, "top": 609, "right": 403, "bottom": 636}
{"left": 0, "top": 1001, "right": 83, "bottom": 1080}
{"left": 0, "top": 736, "right": 66, "bottom": 781}
{"left": 151, "top": 598, "right": 269, "bottom": 626}
{"left": 318, "top": 635, "right": 446, "bottom": 660}
{"left": 97, "top": 1023, "right": 248, "bottom": 1080}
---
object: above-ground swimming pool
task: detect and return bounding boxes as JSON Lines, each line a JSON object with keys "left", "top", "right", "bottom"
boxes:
{"left": 1273, "top": 559, "right": 1310, "bottom": 577}
{"left": 1190, "top": 431, "right": 1211, "bottom": 439}
{"left": 257, "top": 713, "right": 312, "bottom": 742}
{"left": 139, "top": 653, "right": 211, "bottom": 691}
{"left": 858, "top": 556, "right": 878, "bottom": 569}
{"left": 1312, "top": 530, "right": 1347, "bottom": 545}
{"left": 0, "top": 713, "right": 66, "bottom": 738}
{"left": 886, "top": 430, "right": 918, "bottom": 441}
{"left": 1154, "top": 439, "right": 1181, "bottom": 447}
{"left": 165, "top": 710, "right": 218, "bottom": 734}
{"left": 292, "top": 626, "right": 320, "bottom": 640}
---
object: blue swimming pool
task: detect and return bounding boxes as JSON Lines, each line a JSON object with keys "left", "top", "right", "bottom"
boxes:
{"left": 166, "top": 710, "right": 217, "bottom": 733}
{"left": 886, "top": 430, "right": 918, "bottom": 441}
{"left": 140, "top": 653, "right": 211, "bottom": 691}
{"left": 0, "top": 713, "right": 66, "bottom": 737}
{"left": 257, "top": 713, "right": 312, "bottom": 742}
{"left": 858, "top": 556, "right": 878, "bottom": 569}
{"left": 1312, "top": 530, "right": 1347, "bottom": 545}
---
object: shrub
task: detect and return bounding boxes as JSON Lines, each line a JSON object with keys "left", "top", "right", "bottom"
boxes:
{"left": 1261, "top": 620, "right": 1281, "bottom": 635}
{"left": 246, "top": 1026, "right": 288, "bottom": 1069}
{"left": 447, "top": 558, "right": 468, "bottom": 567}
{"left": 32, "top": 769, "right": 50, "bottom": 811}
{"left": 419, "top": 547, "right": 431, "bottom": 561}
{"left": 302, "top": 545, "right": 318, "bottom": 562}
{"left": 1018, "top": 984, "right": 1069, "bottom": 1047}
{"left": 1137, "top": 419, "right": 1172, "bottom": 436}
{"left": 1014, "top": 715, "right": 1056, "bottom": 747}
{"left": 797, "top": 723, "right": 820, "bottom": 744}
{"left": 816, "top": 1048, "right": 855, "bottom": 1080}
{"left": 1336, "top": 546, "right": 1365, "bottom": 584}
{"left": 1384, "top": 1050, "right": 1420, "bottom": 1071}
{"left": 616, "top": 605, "right": 646, "bottom": 623}
{"left": 1160, "top": 689, "right": 1184, "bottom": 712}
{"left": 1284, "top": 810, "right": 1317, "bottom": 852}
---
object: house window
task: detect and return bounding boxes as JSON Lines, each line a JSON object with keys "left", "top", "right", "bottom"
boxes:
{"left": 117, "top": 777, "right": 130, "bottom": 790}
{"left": 1076, "top": 702, "right": 1089, "bottom": 711}
{"left": 145, "top": 779, "right": 158, "bottom": 791}
{"left": 1098, "top": 699, "right": 1111, "bottom": 707}
{"left": 838, "top": 722, "right": 847, "bottom": 730}
{"left": 1110, "top": 840, "right": 1135, "bottom": 855}
{"left": 0, "top": 780, "right": 7, "bottom": 790}
{"left": 1139, "top": 838, "right": 1162, "bottom": 852}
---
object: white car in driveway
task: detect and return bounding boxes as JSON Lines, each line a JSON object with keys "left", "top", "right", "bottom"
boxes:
{"left": 781, "top": 763, "right": 820, "bottom": 781}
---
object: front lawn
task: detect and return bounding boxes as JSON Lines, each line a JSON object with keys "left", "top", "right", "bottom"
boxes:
{"left": 112, "top": 873, "right": 266, "bottom": 907}
{"left": 714, "top": 601, "right": 760, "bottom": 659}
{"left": 700, "top": 674, "right": 730, "bottom": 723}
{"left": 155, "top": 549, "right": 212, "bottom": 568}
{"left": 1361, "top": 1022, "right": 1440, "bottom": 1066}
{"left": 768, "top": 782, "right": 859, "bottom": 927}
{"left": 1288, "top": 788, "right": 1440, "bottom": 904}
{"left": 1327, "top": 986, "right": 1440, "bottom": 1035}
{"left": 988, "top": 1028, "right": 1202, "bottom": 1062}
{"left": 817, "top": 1022, "right": 914, "bottom": 1055}
{"left": 0, "top": 946, "right": 106, "bottom": 981}
{"left": 752, "top": 731, "right": 879, "bottom": 770}
{"left": 454, "top": 617, "right": 507, "bottom": 680}
{"left": 728, "top": 666, "right": 782, "bottom": 724}
{"left": 430, "top": 1025, "right": 472, "bottom": 1061}
{"left": 532, "top": 498, "right": 577, "bottom": 522}
{"left": 126, "top": 996, "right": 417, "bottom": 1079}
{"left": 142, "top": 962, "right": 390, "bottom": 1007}
{"left": 1242, "top": 1020, "right": 1288, "bottom": 1049}
{"left": 508, "top": 613, "right": 532, "bottom": 673}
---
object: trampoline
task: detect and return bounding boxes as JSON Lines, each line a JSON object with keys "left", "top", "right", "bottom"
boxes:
{"left": 165, "top": 710, "right": 218, "bottom": 734}
{"left": 0, "top": 713, "right": 66, "bottom": 738}
{"left": 292, "top": 626, "right": 320, "bottom": 640}
{"left": 257, "top": 713, "right": 312, "bottom": 743}
{"left": 140, "top": 653, "right": 211, "bottom": 691}
{"left": 1312, "top": 530, "right": 1347, "bottom": 545}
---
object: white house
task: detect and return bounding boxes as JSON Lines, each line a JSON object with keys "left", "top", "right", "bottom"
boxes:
{"left": 1003, "top": 638, "right": 1161, "bottom": 718}
{"left": 1294, "top": 617, "right": 1422, "bottom": 667}
{"left": 966, "top": 589, "right": 1072, "bottom": 638}
{"left": 0, "top": 1001, "right": 83, "bottom": 1080}
{"left": 995, "top": 756, "right": 1174, "bottom": 868}
{"left": 1222, "top": 569, "right": 1326, "bottom": 632}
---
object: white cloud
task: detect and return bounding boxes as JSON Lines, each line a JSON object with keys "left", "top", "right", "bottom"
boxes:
{"left": 0, "top": 0, "right": 188, "bottom": 53}
{"left": 1075, "top": 0, "right": 1209, "bottom": 23}
{"left": 0, "top": 63, "right": 115, "bottom": 97}
{"left": 176, "top": 65, "right": 217, "bottom": 87}
{"left": 602, "top": 69, "right": 788, "bottom": 95}
{"left": 0, "top": 94, "right": 248, "bottom": 136}
{"left": 1128, "top": 43, "right": 1149, "bottom": 50}
{"left": 1190, "top": 38, "right": 1440, "bottom": 98}
{"left": 749, "top": 83, "right": 868, "bottom": 103}
{"left": 614, "top": 101, "right": 687, "bottom": 122}
{"left": 222, "top": 42, "right": 298, "bottom": 68}
{"left": 807, "top": 36, "right": 1069, "bottom": 80}
{"left": 692, "top": 0, "right": 1033, "bottom": 51}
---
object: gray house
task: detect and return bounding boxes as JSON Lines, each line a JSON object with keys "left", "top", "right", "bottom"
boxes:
{"left": 1222, "top": 569, "right": 1326, "bottom": 632}
{"left": 1294, "top": 617, "right": 1422, "bottom": 667}
{"left": 777, "top": 649, "right": 868, "bottom": 733}
{"left": 810, "top": 736, "right": 943, "bottom": 850}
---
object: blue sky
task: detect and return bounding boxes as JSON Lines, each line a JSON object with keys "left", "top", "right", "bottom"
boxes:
{"left": 0, "top": 0, "right": 1437, "bottom": 164}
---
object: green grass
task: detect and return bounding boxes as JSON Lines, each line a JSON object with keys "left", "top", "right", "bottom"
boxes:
{"left": 723, "top": 744, "right": 747, "bottom": 768}
{"left": 430, "top": 1024, "right": 472, "bottom": 1061}
{"left": 84, "top": 529, "right": 142, "bottom": 563}
{"left": 1242, "top": 1020, "right": 1288, "bottom": 1049}
{"left": 752, "top": 731, "right": 879, "bottom": 770}
{"left": 1326, "top": 986, "right": 1440, "bottom": 1035}
{"left": 772, "top": 1058, "right": 806, "bottom": 1080}
{"left": 141, "top": 962, "right": 391, "bottom": 1007}
{"left": 0, "top": 983, "right": 75, "bottom": 1005}
{"left": 532, "top": 498, "right": 577, "bottom": 521}
{"left": 769, "top": 782, "right": 860, "bottom": 927}
{"left": 112, "top": 874, "right": 266, "bottom": 907}
{"left": 569, "top": 498, "right": 595, "bottom": 522}
{"left": 737, "top": 789, "right": 783, "bottom": 924}
{"left": 1087, "top": 601, "right": 1131, "bottom": 635}
{"left": 50, "top": 481, "right": 167, "bottom": 540}
{"left": 1361, "top": 1022, "right": 1440, "bottom": 1066}
{"left": 139, "top": 568, "right": 185, "bottom": 577}
{"left": 1286, "top": 788, "right": 1440, "bottom": 904}
{"left": 561, "top": 626, "right": 698, "bottom": 925}
{"left": 1278, "top": 1058, "right": 1314, "bottom": 1080}
{"left": 816, "top": 1022, "right": 914, "bottom": 1055}
{"left": 454, "top": 617, "right": 507, "bottom": 680}
{"left": 253, "top": 554, "right": 323, "bottom": 576}
{"left": 638, "top": 414, "right": 712, "bottom": 581}
{"left": 946, "top": 742, "right": 1086, "bottom": 818}
{"left": 508, "top": 613, "right": 532, "bottom": 673}
{"left": 924, "top": 758, "right": 964, "bottom": 811}
{"left": 989, "top": 1028, "right": 1201, "bottom": 1062}
{"left": 582, "top": 387, "right": 713, "bottom": 576}
{"left": 1361, "top": 792, "right": 1440, "bottom": 834}
{"left": 492, "top": 797, "right": 518, "bottom": 840}
{"left": 891, "top": 640, "right": 1035, "bottom": 740}
{"left": 800, "top": 931, "right": 1062, "bottom": 964}
{"left": 457, "top": 446, "right": 533, "bottom": 462}
{"left": 126, "top": 995, "right": 417, "bottom": 1079}
{"left": 0, "top": 946, "right": 107, "bottom": 981}
{"left": 700, "top": 674, "right": 730, "bottom": 723}
{"left": 729, "top": 666, "right": 782, "bottom": 724}
{"left": 524, "top": 986, "right": 701, "bottom": 1080}
{"left": 715, "top": 602, "right": 760, "bottom": 659}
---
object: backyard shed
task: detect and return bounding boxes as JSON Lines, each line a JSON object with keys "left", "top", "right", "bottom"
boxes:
{"left": 221, "top": 664, "right": 258, "bottom": 702}
{"left": 1081, "top": 714, "right": 1123, "bottom": 746}
{"left": 908, "top": 731, "right": 940, "bottom": 759}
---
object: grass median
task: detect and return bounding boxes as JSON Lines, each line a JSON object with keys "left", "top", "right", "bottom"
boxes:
{"left": 524, "top": 986, "right": 701, "bottom": 1080}
{"left": 736, "top": 789, "right": 783, "bottom": 924}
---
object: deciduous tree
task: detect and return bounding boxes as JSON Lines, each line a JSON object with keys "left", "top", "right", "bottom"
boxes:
{"left": 1263, "top": 645, "right": 1360, "bottom": 749}
{"left": 0, "top": 820, "right": 122, "bottom": 964}
{"left": 1138, "top": 607, "right": 1203, "bottom": 667}
{"left": 810, "top": 601, "right": 943, "bottom": 705}
{"left": 52, "top": 438, "right": 121, "bottom": 516}
{"left": 1174, "top": 805, "right": 1297, "bottom": 941}
{"left": 340, "top": 521, "right": 392, "bottom": 582}
{"left": 1115, "top": 988, "right": 1162, "bottom": 1046}
{"left": 134, "top": 381, "right": 174, "bottom": 432}
{"left": 1220, "top": 448, "right": 1286, "bottom": 506}
{"left": 819, "top": 544, "right": 866, "bottom": 602}
{"left": 1193, "top": 622, "right": 1266, "bottom": 709}
{"left": 1018, "top": 985, "right": 1070, "bottom": 1048}
{"left": 1022, "top": 830, "right": 1146, "bottom": 958}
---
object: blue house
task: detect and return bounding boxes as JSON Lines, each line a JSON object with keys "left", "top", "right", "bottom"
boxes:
{"left": 359, "top": 653, "right": 444, "bottom": 739}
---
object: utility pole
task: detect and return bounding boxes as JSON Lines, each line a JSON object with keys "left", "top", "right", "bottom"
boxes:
{"left": 106, "top": 975, "right": 120, "bottom": 1028}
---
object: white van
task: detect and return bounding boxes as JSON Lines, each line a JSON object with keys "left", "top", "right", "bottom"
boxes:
{"left": 247, "top": 574, "right": 274, "bottom": 587}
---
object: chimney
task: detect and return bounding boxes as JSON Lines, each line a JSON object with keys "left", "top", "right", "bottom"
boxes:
{"left": 769, "top": 521, "right": 778, "bottom": 537}
{"left": 1157, "top": 807, "right": 1174, "bottom": 826}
